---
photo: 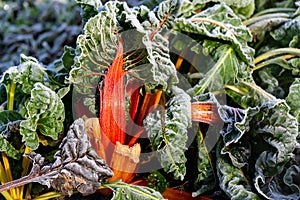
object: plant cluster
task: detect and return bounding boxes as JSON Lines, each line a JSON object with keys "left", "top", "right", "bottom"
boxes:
{"left": 0, "top": 0, "right": 300, "bottom": 199}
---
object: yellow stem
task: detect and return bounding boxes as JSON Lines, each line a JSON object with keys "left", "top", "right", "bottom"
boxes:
{"left": 8, "top": 81, "right": 16, "bottom": 110}
{"left": 254, "top": 48, "right": 300, "bottom": 65}
{"left": 2, "top": 81, "right": 18, "bottom": 199}
{"left": 252, "top": 54, "right": 296, "bottom": 71}
{"left": 32, "top": 191, "right": 62, "bottom": 200}
{"left": 1, "top": 154, "right": 17, "bottom": 198}
{"left": 19, "top": 146, "right": 32, "bottom": 199}
{"left": 0, "top": 162, "right": 13, "bottom": 200}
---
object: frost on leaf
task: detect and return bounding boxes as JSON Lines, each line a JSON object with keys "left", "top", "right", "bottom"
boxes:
{"left": 33, "top": 118, "right": 113, "bottom": 196}
{"left": 144, "top": 86, "right": 191, "bottom": 180}
{"left": 20, "top": 83, "right": 65, "bottom": 150}
{"left": 0, "top": 118, "right": 113, "bottom": 196}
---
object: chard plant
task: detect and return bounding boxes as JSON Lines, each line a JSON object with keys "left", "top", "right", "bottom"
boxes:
{"left": 0, "top": 0, "right": 299, "bottom": 199}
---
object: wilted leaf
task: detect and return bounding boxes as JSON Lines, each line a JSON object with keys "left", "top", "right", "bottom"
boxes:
{"left": 144, "top": 86, "right": 191, "bottom": 180}
{"left": 0, "top": 118, "right": 113, "bottom": 196}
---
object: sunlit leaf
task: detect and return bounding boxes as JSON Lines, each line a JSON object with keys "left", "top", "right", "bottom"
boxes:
{"left": 20, "top": 83, "right": 65, "bottom": 150}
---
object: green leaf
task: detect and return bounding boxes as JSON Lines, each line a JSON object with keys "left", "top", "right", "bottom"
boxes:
{"left": 217, "top": 141, "right": 260, "bottom": 199}
{"left": 69, "top": 1, "right": 120, "bottom": 112}
{"left": 70, "top": 0, "right": 179, "bottom": 113}
{"left": 144, "top": 86, "right": 191, "bottom": 180}
{"left": 120, "top": 0, "right": 179, "bottom": 90}
{"left": 20, "top": 83, "right": 65, "bottom": 150}
{"left": 286, "top": 78, "right": 300, "bottom": 122}
{"left": 192, "top": 129, "right": 216, "bottom": 197}
{"left": 223, "top": 99, "right": 299, "bottom": 198}
{"left": 270, "top": 16, "right": 300, "bottom": 47}
{"left": 105, "top": 181, "right": 164, "bottom": 200}
{"left": 225, "top": 81, "right": 275, "bottom": 108}
{"left": 0, "top": 110, "right": 23, "bottom": 159}
{"left": 145, "top": 171, "right": 168, "bottom": 193}
{"left": 0, "top": 55, "right": 60, "bottom": 94}
{"left": 188, "top": 44, "right": 253, "bottom": 96}
{"left": 75, "top": 0, "right": 102, "bottom": 25}
{"left": 174, "top": 3, "right": 254, "bottom": 64}
{"left": 0, "top": 136, "right": 20, "bottom": 160}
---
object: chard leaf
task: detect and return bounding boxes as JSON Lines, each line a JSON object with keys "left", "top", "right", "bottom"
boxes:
{"left": 75, "top": 0, "right": 102, "bottom": 25}
{"left": 225, "top": 81, "right": 275, "bottom": 108}
{"left": 174, "top": 3, "right": 254, "bottom": 64}
{"left": 188, "top": 44, "right": 253, "bottom": 96}
{"left": 0, "top": 136, "right": 19, "bottom": 160}
{"left": 105, "top": 181, "right": 164, "bottom": 200}
{"left": 192, "top": 129, "right": 216, "bottom": 197}
{"left": 251, "top": 101, "right": 299, "bottom": 199}
{"left": 69, "top": 1, "right": 120, "bottom": 112}
{"left": 120, "top": 0, "right": 179, "bottom": 89}
{"left": 0, "top": 55, "right": 59, "bottom": 94}
{"left": 221, "top": 99, "right": 299, "bottom": 198}
{"left": 144, "top": 86, "right": 191, "bottom": 180}
{"left": 217, "top": 142, "right": 260, "bottom": 199}
{"left": 20, "top": 83, "right": 65, "bottom": 150}
{"left": 286, "top": 78, "right": 300, "bottom": 122}
{"left": 0, "top": 118, "right": 113, "bottom": 196}
{"left": 270, "top": 17, "right": 300, "bottom": 47}
{"left": 0, "top": 111, "right": 23, "bottom": 159}
{"left": 70, "top": 0, "right": 179, "bottom": 113}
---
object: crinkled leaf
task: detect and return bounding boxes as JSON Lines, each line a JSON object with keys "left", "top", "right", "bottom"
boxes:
{"left": 144, "top": 86, "right": 191, "bottom": 180}
{"left": 20, "top": 83, "right": 65, "bottom": 150}
{"left": 286, "top": 78, "right": 300, "bottom": 122}
{"left": 174, "top": 3, "right": 254, "bottom": 64}
{"left": 217, "top": 141, "right": 260, "bottom": 199}
{"left": 0, "top": 55, "right": 59, "bottom": 94}
{"left": 223, "top": 100, "right": 299, "bottom": 198}
{"left": 0, "top": 136, "right": 20, "bottom": 160}
{"left": 257, "top": 68, "right": 286, "bottom": 98}
{"left": 106, "top": 180, "right": 164, "bottom": 200}
{"left": 117, "top": 0, "right": 179, "bottom": 90}
{"left": 70, "top": 1, "right": 179, "bottom": 113}
{"left": 0, "top": 118, "right": 113, "bottom": 196}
